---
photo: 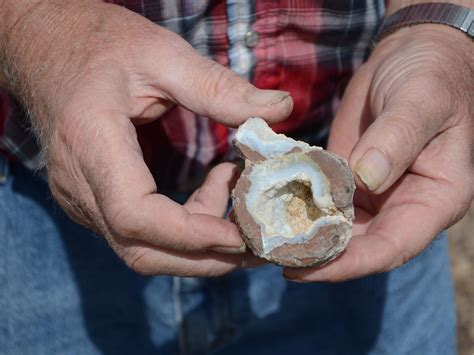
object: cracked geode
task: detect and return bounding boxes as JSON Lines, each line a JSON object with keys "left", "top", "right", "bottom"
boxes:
{"left": 231, "top": 117, "right": 355, "bottom": 268}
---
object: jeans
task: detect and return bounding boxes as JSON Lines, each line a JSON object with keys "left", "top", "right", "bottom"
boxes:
{"left": 0, "top": 154, "right": 456, "bottom": 355}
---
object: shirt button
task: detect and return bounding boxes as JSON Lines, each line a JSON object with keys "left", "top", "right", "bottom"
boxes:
{"left": 244, "top": 30, "right": 259, "bottom": 48}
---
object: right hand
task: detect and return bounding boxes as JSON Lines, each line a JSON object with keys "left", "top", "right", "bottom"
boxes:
{"left": 2, "top": 1, "right": 293, "bottom": 276}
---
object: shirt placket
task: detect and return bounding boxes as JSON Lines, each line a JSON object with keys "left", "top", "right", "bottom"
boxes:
{"left": 226, "top": 0, "right": 256, "bottom": 80}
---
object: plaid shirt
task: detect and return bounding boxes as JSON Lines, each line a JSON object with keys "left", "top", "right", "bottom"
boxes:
{"left": 0, "top": 1, "right": 384, "bottom": 192}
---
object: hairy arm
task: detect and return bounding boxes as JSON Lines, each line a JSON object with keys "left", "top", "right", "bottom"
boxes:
{"left": 0, "top": 1, "right": 110, "bottom": 146}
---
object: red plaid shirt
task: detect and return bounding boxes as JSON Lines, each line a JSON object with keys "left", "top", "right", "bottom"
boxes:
{"left": 0, "top": 1, "right": 384, "bottom": 192}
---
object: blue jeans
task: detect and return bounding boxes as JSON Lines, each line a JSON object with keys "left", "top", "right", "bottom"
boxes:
{"left": 0, "top": 154, "right": 456, "bottom": 355}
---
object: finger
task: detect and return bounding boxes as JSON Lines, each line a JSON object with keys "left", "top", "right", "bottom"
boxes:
{"left": 349, "top": 82, "right": 449, "bottom": 194}
{"left": 113, "top": 240, "right": 265, "bottom": 277}
{"left": 283, "top": 233, "right": 397, "bottom": 283}
{"left": 185, "top": 162, "right": 239, "bottom": 217}
{"left": 327, "top": 63, "right": 373, "bottom": 159}
{"left": 286, "top": 121, "right": 473, "bottom": 283}
{"left": 82, "top": 114, "right": 246, "bottom": 254}
{"left": 184, "top": 162, "right": 246, "bottom": 254}
{"left": 142, "top": 28, "right": 294, "bottom": 126}
{"left": 283, "top": 176, "right": 451, "bottom": 282}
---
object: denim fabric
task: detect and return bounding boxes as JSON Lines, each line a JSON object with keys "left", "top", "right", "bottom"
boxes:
{"left": 0, "top": 156, "right": 456, "bottom": 355}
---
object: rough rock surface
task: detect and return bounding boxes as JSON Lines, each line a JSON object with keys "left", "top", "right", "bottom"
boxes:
{"left": 231, "top": 117, "right": 355, "bottom": 267}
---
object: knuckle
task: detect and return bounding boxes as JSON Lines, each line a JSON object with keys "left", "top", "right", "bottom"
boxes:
{"left": 194, "top": 59, "right": 246, "bottom": 114}
{"left": 384, "top": 236, "right": 413, "bottom": 272}
{"left": 181, "top": 216, "right": 204, "bottom": 251}
{"left": 122, "top": 247, "right": 156, "bottom": 275}
{"left": 200, "top": 262, "right": 235, "bottom": 278}
{"left": 388, "top": 113, "right": 421, "bottom": 142}
{"left": 346, "top": 251, "right": 366, "bottom": 280}
{"left": 106, "top": 204, "right": 140, "bottom": 239}
{"left": 381, "top": 115, "right": 422, "bottom": 160}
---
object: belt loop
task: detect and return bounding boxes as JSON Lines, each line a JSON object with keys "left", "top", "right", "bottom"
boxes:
{"left": 0, "top": 152, "right": 10, "bottom": 185}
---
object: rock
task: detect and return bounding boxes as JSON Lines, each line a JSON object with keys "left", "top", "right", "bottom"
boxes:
{"left": 231, "top": 117, "right": 355, "bottom": 268}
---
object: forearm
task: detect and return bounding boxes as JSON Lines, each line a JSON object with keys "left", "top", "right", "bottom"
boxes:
{"left": 0, "top": 1, "right": 37, "bottom": 89}
{"left": 0, "top": 0, "right": 108, "bottom": 138}
{"left": 1, "top": 1, "right": 97, "bottom": 91}
{"left": 387, "top": 0, "right": 473, "bottom": 15}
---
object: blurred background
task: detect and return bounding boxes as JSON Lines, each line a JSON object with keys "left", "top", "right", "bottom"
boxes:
{"left": 448, "top": 204, "right": 473, "bottom": 354}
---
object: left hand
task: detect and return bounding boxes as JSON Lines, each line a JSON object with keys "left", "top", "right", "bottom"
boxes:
{"left": 284, "top": 25, "right": 473, "bottom": 282}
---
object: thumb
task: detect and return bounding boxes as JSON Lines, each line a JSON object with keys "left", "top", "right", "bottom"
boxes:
{"left": 349, "top": 96, "right": 444, "bottom": 193}
{"left": 145, "top": 30, "right": 293, "bottom": 126}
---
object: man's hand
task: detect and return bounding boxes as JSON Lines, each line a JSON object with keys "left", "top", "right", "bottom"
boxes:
{"left": 285, "top": 25, "right": 473, "bottom": 282}
{"left": 1, "top": 2, "right": 292, "bottom": 276}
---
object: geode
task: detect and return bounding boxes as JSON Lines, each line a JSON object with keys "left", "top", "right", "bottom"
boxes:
{"left": 231, "top": 117, "right": 355, "bottom": 268}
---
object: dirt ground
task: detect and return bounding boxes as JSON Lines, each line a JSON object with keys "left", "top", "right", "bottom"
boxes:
{"left": 448, "top": 205, "right": 474, "bottom": 355}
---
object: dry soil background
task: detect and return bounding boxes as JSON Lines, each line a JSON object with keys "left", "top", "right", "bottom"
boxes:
{"left": 448, "top": 204, "right": 474, "bottom": 355}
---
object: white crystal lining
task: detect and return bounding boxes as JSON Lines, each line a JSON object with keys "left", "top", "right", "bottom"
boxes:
{"left": 236, "top": 117, "right": 348, "bottom": 255}
{"left": 245, "top": 154, "right": 347, "bottom": 254}
{"left": 235, "top": 117, "right": 315, "bottom": 158}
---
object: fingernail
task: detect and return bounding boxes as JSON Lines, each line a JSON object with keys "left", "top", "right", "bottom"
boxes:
{"left": 355, "top": 148, "right": 391, "bottom": 191}
{"left": 212, "top": 244, "right": 247, "bottom": 254}
{"left": 247, "top": 90, "right": 290, "bottom": 106}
